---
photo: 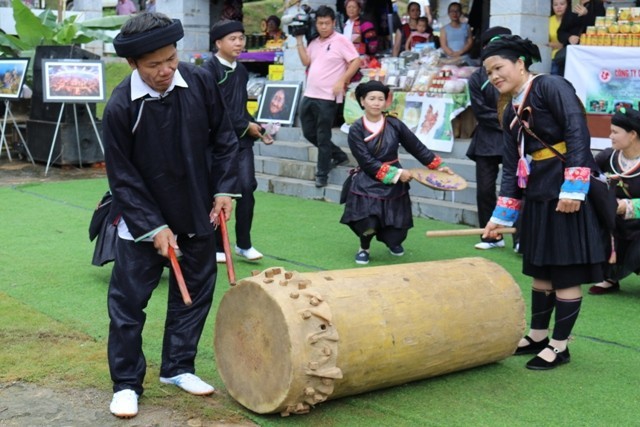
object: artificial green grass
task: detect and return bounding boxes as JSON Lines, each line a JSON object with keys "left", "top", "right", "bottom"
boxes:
{"left": 1, "top": 178, "right": 639, "bottom": 425}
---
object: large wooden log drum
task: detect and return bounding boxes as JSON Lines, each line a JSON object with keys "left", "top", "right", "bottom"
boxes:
{"left": 214, "top": 257, "right": 525, "bottom": 416}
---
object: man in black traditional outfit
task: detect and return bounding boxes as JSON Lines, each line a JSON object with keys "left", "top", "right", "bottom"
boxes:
{"left": 103, "top": 13, "right": 239, "bottom": 418}
{"left": 203, "top": 19, "right": 273, "bottom": 263}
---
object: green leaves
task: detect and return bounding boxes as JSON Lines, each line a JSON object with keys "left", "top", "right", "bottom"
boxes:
{"left": 12, "top": 0, "right": 54, "bottom": 48}
{"left": 6, "top": 0, "right": 129, "bottom": 54}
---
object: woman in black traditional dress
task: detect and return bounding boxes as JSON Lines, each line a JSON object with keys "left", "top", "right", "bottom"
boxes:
{"left": 481, "top": 35, "right": 606, "bottom": 370}
{"left": 340, "top": 80, "right": 452, "bottom": 265}
{"left": 589, "top": 107, "right": 640, "bottom": 295}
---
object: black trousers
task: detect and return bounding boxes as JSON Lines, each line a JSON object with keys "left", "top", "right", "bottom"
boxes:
{"left": 299, "top": 96, "right": 347, "bottom": 179}
{"left": 108, "top": 234, "right": 217, "bottom": 395}
{"left": 475, "top": 155, "right": 501, "bottom": 242}
{"left": 216, "top": 145, "right": 257, "bottom": 250}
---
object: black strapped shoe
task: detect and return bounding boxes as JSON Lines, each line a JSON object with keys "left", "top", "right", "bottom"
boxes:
{"left": 525, "top": 345, "right": 571, "bottom": 370}
{"left": 514, "top": 336, "right": 549, "bottom": 355}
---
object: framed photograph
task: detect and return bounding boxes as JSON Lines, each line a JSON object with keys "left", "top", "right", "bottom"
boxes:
{"left": 256, "top": 82, "right": 301, "bottom": 125}
{"left": 0, "top": 58, "right": 30, "bottom": 99}
{"left": 42, "top": 59, "right": 106, "bottom": 103}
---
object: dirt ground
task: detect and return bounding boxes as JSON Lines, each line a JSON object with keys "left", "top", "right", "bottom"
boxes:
{"left": 0, "top": 158, "right": 257, "bottom": 426}
{"left": 0, "top": 156, "right": 108, "bottom": 186}
{"left": 0, "top": 381, "right": 243, "bottom": 427}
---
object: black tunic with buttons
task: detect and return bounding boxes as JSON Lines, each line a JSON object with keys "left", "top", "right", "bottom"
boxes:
{"left": 103, "top": 62, "right": 239, "bottom": 240}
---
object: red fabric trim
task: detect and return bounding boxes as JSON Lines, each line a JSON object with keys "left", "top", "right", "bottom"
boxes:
{"left": 375, "top": 163, "right": 391, "bottom": 180}
{"left": 426, "top": 155, "right": 442, "bottom": 169}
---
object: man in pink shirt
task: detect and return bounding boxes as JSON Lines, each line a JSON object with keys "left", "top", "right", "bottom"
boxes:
{"left": 295, "top": 5, "right": 360, "bottom": 187}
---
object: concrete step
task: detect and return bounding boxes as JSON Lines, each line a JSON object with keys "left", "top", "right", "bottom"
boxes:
{"left": 273, "top": 126, "right": 473, "bottom": 159}
{"left": 255, "top": 142, "right": 479, "bottom": 181}
{"left": 255, "top": 126, "right": 483, "bottom": 227}
{"left": 255, "top": 172, "right": 479, "bottom": 226}
{"left": 255, "top": 155, "right": 480, "bottom": 206}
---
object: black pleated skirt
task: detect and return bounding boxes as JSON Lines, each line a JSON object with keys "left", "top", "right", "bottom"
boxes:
{"left": 519, "top": 198, "right": 606, "bottom": 288}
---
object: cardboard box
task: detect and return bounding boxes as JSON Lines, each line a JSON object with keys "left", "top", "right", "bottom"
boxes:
{"left": 247, "top": 100, "right": 259, "bottom": 117}
{"left": 268, "top": 64, "right": 284, "bottom": 81}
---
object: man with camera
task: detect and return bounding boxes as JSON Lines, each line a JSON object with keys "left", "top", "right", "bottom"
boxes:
{"left": 295, "top": 5, "right": 360, "bottom": 188}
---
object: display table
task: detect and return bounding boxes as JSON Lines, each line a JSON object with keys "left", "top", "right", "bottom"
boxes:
{"left": 238, "top": 51, "right": 277, "bottom": 62}
{"left": 565, "top": 45, "right": 640, "bottom": 149}
{"left": 343, "top": 88, "right": 471, "bottom": 153}
{"left": 238, "top": 50, "right": 281, "bottom": 77}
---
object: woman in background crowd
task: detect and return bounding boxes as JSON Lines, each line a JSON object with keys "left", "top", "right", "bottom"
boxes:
{"left": 265, "top": 15, "right": 285, "bottom": 41}
{"left": 392, "top": 1, "right": 422, "bottom": 57}
{"left": 439, "top": 2, "right": 473, "bottom": 64}
{"left": 590, "top": 107, "right": 640, "bottom": 295}
{"left": 343, "top": 0, "right": 379, "bottom": 68}
{"left": 548, "top": 0, "right": 581, "bottom": 76}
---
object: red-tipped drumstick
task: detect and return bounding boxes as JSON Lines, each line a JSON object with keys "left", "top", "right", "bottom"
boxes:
{"left": 218, "top": 214, "right": 236, "bottom": 285}
{"left": 168, "top": 246, "right": 193, "bottom": 306}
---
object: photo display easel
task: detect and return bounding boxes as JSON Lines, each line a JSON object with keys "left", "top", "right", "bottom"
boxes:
{"left": 0, "top": 58, "right": 34, "bottom": 164}
{"left": 41, "top": 59, "right": 106, "bottom": 175}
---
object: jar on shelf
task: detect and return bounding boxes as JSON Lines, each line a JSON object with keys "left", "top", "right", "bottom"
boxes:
{"left": 619, "top": 7, "right": 631, "bottom": 21}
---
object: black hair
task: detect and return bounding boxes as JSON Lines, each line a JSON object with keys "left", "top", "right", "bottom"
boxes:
{"left": 315, "top": 5, "right": 336, "bottom": 20}
{"left": 407, "top": 1, "right": 420, "bottom": 12}
{"left": 448, "top": 2, "right": 462, "bottom": 12}
{"left": 266, "top": 15, "right": 281, "bottom": 28}
{"left": 120, "top": 12, "right": 173, "bottom": 36}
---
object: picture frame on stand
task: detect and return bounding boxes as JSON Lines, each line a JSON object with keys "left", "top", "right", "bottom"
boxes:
{"left": 256, "top": 82, "right": 301, "bottom": 125}
{"left": 0, "top": 58, "right": 30, "bottom": 99}
{"left": 42, "top": 59, "right": 106, "bottom": 103}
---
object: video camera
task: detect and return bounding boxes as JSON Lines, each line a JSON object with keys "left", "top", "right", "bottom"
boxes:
{"left": 287, "top": 5, "right": 318, "bottom": 43}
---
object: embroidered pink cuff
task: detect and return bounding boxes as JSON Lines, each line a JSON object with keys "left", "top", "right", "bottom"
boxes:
{"left": 491, "top": 196, "right": 522, "bottom": 225}
{"left": 560, "top": 167, "right": 590, "bottom": 196}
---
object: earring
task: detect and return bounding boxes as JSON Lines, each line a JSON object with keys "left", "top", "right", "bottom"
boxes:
{"left": 520, "top": 69, "right": 524, "bottom": 75}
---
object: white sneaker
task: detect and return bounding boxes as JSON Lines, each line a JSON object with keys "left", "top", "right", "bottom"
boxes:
{"left": 109, "top": 389, "right": 138, "bottom": 418}
{"left": 234, "top": 246, "right": 263, "bottom": 261}
{"left": 474, "top": 240, "right": 505, "bottom": 250}
{"left": 216, "top": 252, "right": 226, "bottom": 263}
{"left": 160, "top": 373, "right": 215, "bottom": 396}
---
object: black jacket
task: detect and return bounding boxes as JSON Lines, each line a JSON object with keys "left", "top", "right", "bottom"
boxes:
{"left": 466, "top": 67, "right": 504, "bottom": 160}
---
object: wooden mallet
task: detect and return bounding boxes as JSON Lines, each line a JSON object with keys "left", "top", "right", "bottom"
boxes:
{"left": 167, "top": 246, "right": 192, "bottom": 306}
{"left": 218, "top": 214, "right": 236, "bottom": 286}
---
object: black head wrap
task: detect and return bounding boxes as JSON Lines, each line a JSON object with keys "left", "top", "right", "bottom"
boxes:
{"left": 355, "top": 80, "right": 390, "bottom": 109}
{"left": 480, "top": 26, "right": 511, "bottom": 48}
{"left": 612, "top": 106, "right": 640, "bottom": 135}
{"left": 480, "top": 34, "right": 541, "bottom": 69}
{"left": 113, "top": 18, "right": 183, "bottom": 58}
{"left": 210, "top": 20, "right": 245, "bottom": 43}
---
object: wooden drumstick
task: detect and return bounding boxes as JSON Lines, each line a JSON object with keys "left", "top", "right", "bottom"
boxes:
{"left": 426, "top": 228, "right": 517, "bottom": 238}
{"left": 218, "top": 214, "right": 236, "bottom": 286}
{"left": 168, "top": 246, "right": 192, "bottom": 306}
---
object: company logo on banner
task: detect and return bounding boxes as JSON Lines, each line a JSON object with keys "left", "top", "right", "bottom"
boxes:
{"left": 565, "top": 45, "right": 640, "bottom": 149}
